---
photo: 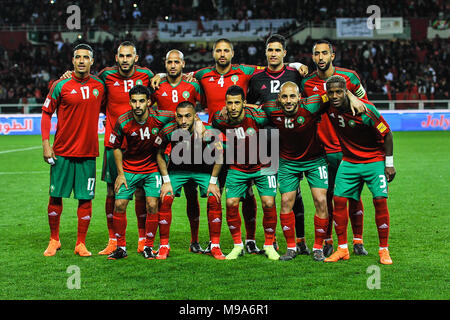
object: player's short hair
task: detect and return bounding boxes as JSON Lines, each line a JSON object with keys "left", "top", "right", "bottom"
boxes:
{"left": 213, "top": 38, "right": 233, "bottom": 51}
{"left": 176, "top": 101, "right": 195, "bottom": 111}
{"left": 325, "top": 75, "right": 347, "bottom": 90}
{"left": 266, "top": 34, "right": 286, "bottom": 50}
{"left": 226, "top": 85, "right": 245, "bottom": 101}
{"left": 73, "top": 43, "right": 94, "bottom": 58}
{"left": 312, "top": 40, "right": 334, "bottom": 54}
{"left": 165, "top": 49, "right": 184, "bottom": 61}
{"left": 117, "top": 41, "right": 137, "bottom": 55}
{"left": 129, "top": 85, "right": 150, "bottom": 99}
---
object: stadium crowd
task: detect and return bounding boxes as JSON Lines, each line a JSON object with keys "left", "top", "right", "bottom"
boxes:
{"left": 0, "top": 35, "right": 448, "bottom": 110}
{"left": 0, "top": 0, "right": 447, "bottom": 26}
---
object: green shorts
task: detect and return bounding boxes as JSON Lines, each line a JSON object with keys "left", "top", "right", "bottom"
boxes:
{"left": 115, "top": 171, "right": 162, "bottom": 200}
{"left": 334, "top": 160, "right": 388, "bottom": 201}
{"left": 101, "top": 147, "right": 117, "bottom": 184}
{"left": 169, "top": 171, "right": 216, "bottom": 197}
{"left": 49, "top": 155, "right": 96, "bottom": 200}
{"left": 326, "top": 151, "right": 343, "bottom": 190}
{"left": 278, "top": 157, "right": 328, "bottom": 194}
{"left": 225, "top": 168, "right": 277, "bottom": 199}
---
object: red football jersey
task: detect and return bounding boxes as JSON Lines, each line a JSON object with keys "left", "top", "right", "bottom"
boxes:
{"left": 195, "top": 64, "right": 264, "bottom": 122}
{"left": 327, "top": 99, "right": 390, "bottom": 163}
{"left": 109, "top": 109, "right": 174, "bottom": 174}
{"left": 42, "top": 74, "right": 105, "bottom": 157}
{"left": 151, "top": 78, "right": 202, "bottom": 111}
{"left": 300, "top": 67, "right": 367, "bottom": 154}
{"left": 212, "top": 107, "right": 269, "bottom": 173}
{"left": 262, "top": 95, "right": 328, "bottom": 161}
{"left": 98, "top": 65, "right": 154, "bottom": 148}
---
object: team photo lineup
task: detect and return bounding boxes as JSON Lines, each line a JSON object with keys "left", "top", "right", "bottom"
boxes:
{"left": 41, "top": 34, "right": 397, "bottom": 266}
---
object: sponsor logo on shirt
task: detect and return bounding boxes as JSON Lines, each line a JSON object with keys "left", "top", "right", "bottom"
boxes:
{"left": 313, "top": 86, "right": 319, "bottom": 91}
{"left": 113, "top": 81, "right": 120, "bottom": 86}
{"left": 131, "top": 132, "right": 138, "bottom": 136}
{"left": 162, "top": 92, "right": 168, "bottom": 96}
{"left": 261, "top": 84, "right": 267, "bottom": 90}
{"left": 71, "top": 89, "right": 77, "bottom": 94}
{"left": 209, "top": 77, "right": 215, "bottom": 82}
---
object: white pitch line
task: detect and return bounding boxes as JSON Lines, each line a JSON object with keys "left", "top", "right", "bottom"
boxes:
{"left": 0, "top": 146, "right": 41, "bottom": 154}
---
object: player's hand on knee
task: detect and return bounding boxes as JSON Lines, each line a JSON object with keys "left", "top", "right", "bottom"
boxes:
{"left": 114, "top": 174, "right": 127, "bottom": 193}
{"left": 160, "top": 183, "right": 173, "bottom": 200}
{"left": 207, "top": 184, "right": 221, "bottom": 203}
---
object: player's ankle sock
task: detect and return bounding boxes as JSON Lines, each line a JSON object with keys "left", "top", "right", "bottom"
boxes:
{"left": 48, "top": 196, "right": 62, "bottom": 241}
{"left": 76, "top": 200, "right": 92, "bottom": 245}
{"left": 373, "top": 198, "right": 390, "bottom": 248}
{"left": 186, "top": 198, "right": 200, "bottom": 244}
{"left": 280, "top": 211, "right": 296, "bottom": 248}
{"left": 293, "top": 191, "right": 305, "bottom": 238}
{"left": 313, "top": 215, "right": 328, "bottom": 250}
{"left": 158, "top": 196, "right": 173, "bottom": 246}
{"left": 207, "top": 196, "right": 222, "bottom": 244}
{"left": 262, "top": 206, "right": 277, "bottom": 246}
{"left": 333, "top": 196, "right": 349, "bottom": 246}
{"left": 105, "top": 195, "right": 115, "bottom": 239}
{"left": 135, "top": 197, "right": 147, "bottom": 239}
{"left": 113, "top": 210, "right": 127, "bottom": 247}
{"left": 349, "top": 198, "right": 364, "bottom": 240}
{"left": 226, "top": 204, "right": 242, "bottom": 244}
{"left": 242, "top": 194, "right": 257, "bottom": 240}
{"left": 144, "top": 212, "right": 158, "bottom": 248}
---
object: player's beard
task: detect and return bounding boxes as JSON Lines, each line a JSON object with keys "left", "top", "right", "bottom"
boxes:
{"left": 119, "top": 61, "right": 135, "bottom": 74}
{"left": 315, "top": 60, "right": 331, "bottom": 72}
{"left": 281, "top": 102, "right": 298, "bottom": 117}
{"left": 168, "top": 70, "right": 182, "bottom": 80}
{"left": 216, "top": 58, "right": 231, "bottom": 69}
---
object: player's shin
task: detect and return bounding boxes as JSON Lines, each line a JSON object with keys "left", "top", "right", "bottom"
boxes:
{"left": 113, "top": 210, "right": 127, "bottom": 248}
{"left": 145, "top": 212, "right": 158, "bottom": 248}
{"left": 105, "top": 195, "right": 116, "bottom": 239}
{"left": 207, "top": 196, "right": 222, "bottom": 244}
{"left": 349, "top": 198, "right": 364, "bottom": 241}
{"left": 226, "top": 204, "right": 243, "bottom": 244}
{"left": 373, "top": 198, "right": 390, "bottom": 249}
{"left": 333, "top": 196, "right": 349, "bottom": 247}
{"left": 134, "top": 196, "right": 147, "bottom": 239}
{"left": 76, "top": 200, "right": 92, "bottom": 245}
{"left": 280, "top": 211, "right": 296, "bottom": 249}
{"left": 262, "top": 206, "right": 277, "bottom": 246}
{"left": 48, "top": 196, "right": 62, "bottom": 241}
{"left": 242, "top": 192, "right": 257, "bottom": 241}
{"left": 158, "top": 196, "right": 174, "bottom": 246}
{"left": 185, "top": 187, "right": 200, "bottom": 243}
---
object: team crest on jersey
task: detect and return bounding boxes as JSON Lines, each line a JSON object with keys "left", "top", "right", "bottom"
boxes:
{"left": 151, "top": 128, "right": 159, "bottom": 135}
{"left": 246, "top": 127, "right": 255, "bottom": 136}
{"left": 136, "top": 79, "right": 143, "bottom": 85}
{"left": 231, "top": 75, "right": 239, "bottom": 84}
{"left": 93, "top": 89, "right": 99, "bottom": 97}
{"left": 182, "top": 91, "right": 190, "bottom": 100}
{"left": 348, "top": 120, "right": 356, "bottom": 127}
{"left": 297, "top": 116, "right": 305, "bottom": 125}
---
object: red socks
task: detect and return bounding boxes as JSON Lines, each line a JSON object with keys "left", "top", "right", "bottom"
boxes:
{"left": 280, "top": 211, "right": 296, "bottom": 248}
{"left": 349, "top": 198, "right": 364, "bottom": 240}
{"left": 113, "top": 210, "right": 127, "bottom": 247}
{"left": 158, "top": 196, "right": 174, "bottom": 246}
{"left": 373, "top": 198, "right": 390, "bottom": 248}
{"left": 333, "top": 196, "right": 349, "bottom": 246}
{"left": 207, "top": 196, "right": 222, "bottom": 244}
{"left": 76, "top": 200, "right": 92, "bottom": 245}
{"left": 145, "top": 212, "right": 158, "bottom": 248}
{"left": 226, "top": 204, "right": 242, "bottom": 244}
{"left": 262, "top": 206, "right": 277, "bottom": 246}
{"left": 47, "top": 196, "right": 62, "bottom": 241}
{"left": 135, "top": 197, "right": 147, "bottom": 239}
{"left": 242, "top": 194, "right": 257, "bottom": 240}
{"left": 105, "top": 195, "right": 115, "bottom": 239}
{"left": 313, "top": 215, "right": 328, "bottom": 250}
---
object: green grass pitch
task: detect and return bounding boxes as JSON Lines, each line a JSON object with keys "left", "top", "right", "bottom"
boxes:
{"left": 0, "top": 131, "right": 448, "bottom": 300}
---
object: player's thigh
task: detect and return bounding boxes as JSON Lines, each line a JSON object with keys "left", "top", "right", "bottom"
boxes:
{"left": 303, "top": 157, "right": 329, "bottom": 190}
{"left": 278, "top": 158, "right": 303, "bottom": 194}
{"left": 333, "top": 161, "right": 363, "bottom": 201}
{"left": 362, "top": 161, "right": 389, "bottom": 199}
{"left": 101, "top": 147, "right": 117, "bottom": 184}
{"left": 73, "top": 157, "right": 97, "bottom": 200}
{"left": 225, "top": 169, "right": 252, "bottom": 199}
{"left": 115, "top": 172, "right": 139, "bottom": 200}
{"left": 49, "top": 155, "right": 74, "bottom": 198}
{"left": 141, "top": 172, "right": 164, "bottom": 198}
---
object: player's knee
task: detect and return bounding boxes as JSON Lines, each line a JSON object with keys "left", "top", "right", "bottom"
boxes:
{"left": 49, "top": 196, "right": 62, "bottom": 206}
{"left": 115, "top": 199, "right": 128, "bottom": 213}
{"left": 226, "top": 198, "right": 239, "bottom": 208}
{"left": 261, "top": 197, "right": 275, "bottom": 209}
{"left": 146, "top": 197, "right": 159, "bottom": 214}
